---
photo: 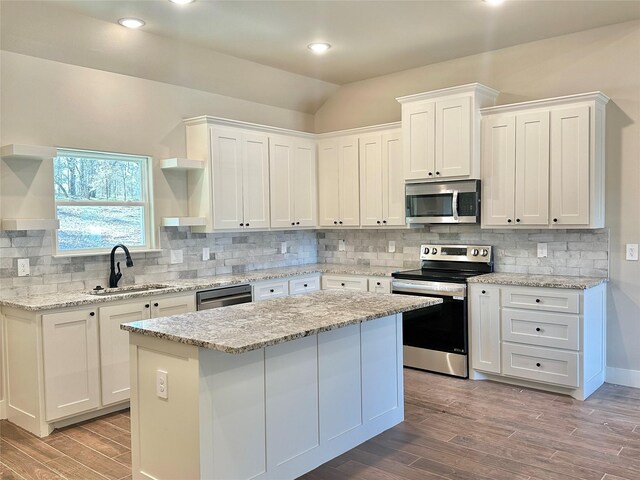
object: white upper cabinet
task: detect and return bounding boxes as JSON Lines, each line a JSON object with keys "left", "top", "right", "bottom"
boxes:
{"left": 397, "top": 83, "right": 499, "bottom": 182}
{"left": 186, "top": 118, "right": 271, "bottom": 231}
{"left": 359, "top": 129, "right": 405, "bottom": 227}
{"left": 550, "top": 106, "right": 590, "bottom": 226}
{"left": 318, "top": 136, "right": 360, "bottom": 227}
{"left": 482, "top": 112, "right": 550, "bottom": 227}
{"left": 270, "top": 135, "right": 317, "bottom": 229}
{"left": 481, "top": 92, "right": 608, "bottom": 229}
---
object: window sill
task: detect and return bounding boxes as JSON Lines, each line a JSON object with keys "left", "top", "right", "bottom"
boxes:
{"left": 52, "top": 249, "right": 163, "bottom": 259}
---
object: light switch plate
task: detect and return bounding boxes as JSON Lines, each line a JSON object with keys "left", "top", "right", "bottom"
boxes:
{"left": 202, "top": 247, "right": 210, "bottom": 261}
{"left": 170, "top": 249, "right": 183, "bottom": 264}
{"left": 17, "top": 258, "right": 30, "bottom": 277}
{"left": 338, "top": 239, "right": 346, "bottom": 252}
{"left": 626, "top": 244, "right": 639, "bottom": 261}
{"left": 537, "top": 243, "right": 548, "bottom": 258}
{"left": 388, "top": 241, "right": 396, "bottom": 253}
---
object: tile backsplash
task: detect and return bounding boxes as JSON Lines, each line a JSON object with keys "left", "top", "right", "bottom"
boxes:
{"left": 0, "top": 229, "right": 317, "bottom": 298}
{"left": 0, "top": 226, "right": 608, "bottom": 298}
{"left": 317, "top": 225, "right": 609, "bottom": 277}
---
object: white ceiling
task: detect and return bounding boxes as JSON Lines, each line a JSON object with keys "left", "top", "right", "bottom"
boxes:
{"left": 41, "top": 0, "right": 640, "bottom": 85}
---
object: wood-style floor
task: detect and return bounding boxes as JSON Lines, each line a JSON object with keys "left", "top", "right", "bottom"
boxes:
{"left": 2, "top": 370, "right": 640, "bottom": 480}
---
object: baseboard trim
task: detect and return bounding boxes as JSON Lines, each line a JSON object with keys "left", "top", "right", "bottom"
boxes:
{"left": 606, "top": 367, "right": 640, "bottom": 389}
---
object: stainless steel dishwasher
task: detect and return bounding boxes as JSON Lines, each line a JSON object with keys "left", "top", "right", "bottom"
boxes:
{"left": 196, "top": 284, "right": 253, "bottom": 310}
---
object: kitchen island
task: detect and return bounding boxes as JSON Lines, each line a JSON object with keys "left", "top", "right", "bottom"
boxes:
{"left": 121, "top": 290, "right": 441, "bottom": 480}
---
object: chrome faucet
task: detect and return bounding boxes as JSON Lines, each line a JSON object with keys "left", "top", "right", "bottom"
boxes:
{"left": 109, "top": 244, "right": 134, "bottom": 288}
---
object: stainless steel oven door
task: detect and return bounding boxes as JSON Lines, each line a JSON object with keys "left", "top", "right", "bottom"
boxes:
{"left": 392, "top": 279, "right": 468, "bottom": 378}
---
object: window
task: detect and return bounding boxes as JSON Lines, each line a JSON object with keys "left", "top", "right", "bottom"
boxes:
{"left": 53, "top": 148, "right": 154, "bottom": 255}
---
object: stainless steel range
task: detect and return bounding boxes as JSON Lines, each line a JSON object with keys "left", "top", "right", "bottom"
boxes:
{"left": 392, "top": 244, "right": 493, "bottom": 378}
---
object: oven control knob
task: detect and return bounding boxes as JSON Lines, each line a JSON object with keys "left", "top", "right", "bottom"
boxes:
{"left": 481, "top": 249, "right": 489, "bottom": 257}
{"left": 471, "top": 248, "right": 479, "bottom": 256}
{"left": 424, "top": 246, "right": 430, "bottom": 255}
{"left": 431, "top": 248, "right": 438, "bottom": 254}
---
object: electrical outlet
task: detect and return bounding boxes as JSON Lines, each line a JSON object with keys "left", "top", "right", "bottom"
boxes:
{"left": 170, "top": 249, "right": 183, "bottom": 264}
{"left": 338, "top": 239, "right": 346, "bottom": 252}
{"left": 17, "top": 258, "right": 30, "bottom": 277}
{"left": 156, "top": 370, "right": 168, "bottom": 399}
{"left": 537, "top": 243, "right": 548, "bottom": 258}
{"left": 626, "top": 244, "right": 639, "bottom": 261}
{"left": 202, "top": 247, "right": 210, "bottom": 261}
{"left": 388, "top": 241, "right": 396, "bottom": 253}
{"left": 280, "top": 242, "right": 287, "bottom": 254}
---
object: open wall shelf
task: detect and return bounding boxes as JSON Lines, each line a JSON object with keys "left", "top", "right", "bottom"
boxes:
{"left": 162, "top": 217, "right": 207, "bottom": 227}
{"left": 160, "top": 158, "right": 205, "bottom": 171}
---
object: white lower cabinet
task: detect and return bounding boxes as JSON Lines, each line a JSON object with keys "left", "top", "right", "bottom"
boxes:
{"left": 99, "top": 294, "right": 195, "bottom": 406}
{"left": 368, "top": 278, "right": 392, "bottom": 294}
{"left": 469, "top": 282, "right": 606, "bottom": 400}
{"left": 289, "top": 275, "right": 321, "bottom": 295}
{"left": 42, "top": 308, "right": 101, "bottom": 421}
{"left": 321, "top": 275, "right": 369, "bottom": 292}
{"left": 253, "top": 279, "right": 289, "bottom": 302}
{"left": 3, "top": 293, "right": 196, "bottom": 436}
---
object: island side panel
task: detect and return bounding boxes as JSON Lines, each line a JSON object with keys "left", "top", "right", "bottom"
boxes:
{"left": 129, "top": 333, "right": 200, "bottom": 480}
{"left": 199, "top": 347, "right": 267, "bottom": 480}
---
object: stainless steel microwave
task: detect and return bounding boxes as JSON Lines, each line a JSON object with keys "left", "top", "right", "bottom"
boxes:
{"left": 406, "top": 180, "right": 481, "bottom": 224}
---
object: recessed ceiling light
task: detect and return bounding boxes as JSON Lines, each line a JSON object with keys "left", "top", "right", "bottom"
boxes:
{"left": 308, "top": 43, "right": 331, "bottom": 55}
{"left": 483, "top": 0, "right": 505, "bottom": 5}
{"left": 118, "top": 18, "right": 145, "bottom": 29}
{"left": 169, "top": 0, "right": 196, "bottom": 4}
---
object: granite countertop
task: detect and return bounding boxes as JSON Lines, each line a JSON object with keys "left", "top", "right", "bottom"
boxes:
{"left": 467, "top": 272, "right": 607, "bottom": 290}
{"left": 120, "top": 289, "right": 441, "bottom": 353}
{"left": 0, "top": 263, "right": 400, "bottom": 311}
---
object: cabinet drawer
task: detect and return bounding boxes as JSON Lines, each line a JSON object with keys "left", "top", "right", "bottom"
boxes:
{"left": 502, "top": 343, "right": 579, "bottom": 388}
{"left": 321, "top": 275, "right": 368, "bottom": 292}
{"left": 502, "top": 309, "right": 580, "bottom": 350}
{"left": 253, "top": 280, "right": 289, "bottom": 302}
{"left": 368, "top": 278, "right": 392, "bottom": 294}
{"left": 501, "top": 288, "right": 579, "bottom": 314}
{"left": 289, "top": 275, "right": 321, "bottom": 295}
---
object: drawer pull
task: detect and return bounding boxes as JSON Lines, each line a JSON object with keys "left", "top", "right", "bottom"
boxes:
{"left": 269, "top": 289, "right": 275, "bottom": 293}
{"left": 535, "top": 298, "right": 541, "bottom": 303}
{"left": 341, "top": 283, "right": 345, "bottom": 287}
{"left": 145, "top": 304, "right": 150, "bottom": 308}
{"left": 89, "top": 312, "right": 95, "bottom": 317}
{"left": 536, "top": 363, "right": 542, "bottom": 368}
{"left": 303, "top": 284, "right": 308, "bottom": 287}
{"left": 377, "top": 282, "right": 381, "bottom": 286}
{"left": 481, "top": 290, "right": 486, "bottom": 294}
{"left": 536, "top": 327, "right": 542, "bottom": 332}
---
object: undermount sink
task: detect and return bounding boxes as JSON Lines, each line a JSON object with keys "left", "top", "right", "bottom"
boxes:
{"left": 87, "top": 284, "right": 172, "bottom": 296}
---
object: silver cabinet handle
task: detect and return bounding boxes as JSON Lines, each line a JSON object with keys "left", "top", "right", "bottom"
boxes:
{"left": 452, "top": 190, "right": 459, "bottom": 221}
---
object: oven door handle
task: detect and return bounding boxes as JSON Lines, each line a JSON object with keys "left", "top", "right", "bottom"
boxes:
{"left": 452, "top": 190, "right": 459, "bottom": 221}
{"left": 392, "top": 281, "right": 466, "bottom": 298}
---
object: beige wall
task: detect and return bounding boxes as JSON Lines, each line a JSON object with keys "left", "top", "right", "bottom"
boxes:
{"left": 316, "top": 20, "right": 640, "bottom": 373}
{"left": 0, "top": 50, "right": 315, "bottom": 230}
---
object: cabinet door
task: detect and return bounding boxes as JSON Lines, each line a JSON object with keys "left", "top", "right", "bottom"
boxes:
{"left": 515, "top": 111, "right": 550, "bottom": 226}
{"left": 269, "top": 135, "right": 295, "bottom": 228}
{"left": 321, "top": 275, "right": 368, "bottom": 292}
{"left": 293, "top": 140, "right": 317, "bottom": 227}
{"left": 99, "top": 301, "right": 150, "bottom": 406}
{"left": 151, "top": 294, "right": 196, "bottom": 318}
{"left": 242, "top": 132, "right": 270, "bottom": 229}
{"left": 359, "top": 134, "right": 384, "bottom": 226}
{"left": 338, "top": 136, "right": 360, "bottom": 226}
{"left": 382, "top": 130, "right": 405, "bottom": 226}
{"left": 470, "top": 286, "right": 501, "bottom": 374}
{"left": 318, "top": 140, "right": 341, "bottom": 227}
{"left": 550, "top": 106, "right": 590, "bottom": 226}
{"left": 435, "top": 96, "right": 471, "bottom": 178}
{"left": 481, "top": 115, "right": 516, "bottom": 227}
{"left": 402, "top": 101, "right": 435, "bottom": 180}
{"left": 211, "top": 128, "right": 244, "bottom": 230}
{"left": 42, "top": 308, "right": 100, "bottom": 420}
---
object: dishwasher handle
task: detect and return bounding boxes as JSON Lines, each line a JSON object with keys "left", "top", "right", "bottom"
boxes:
{"left": 196, "top": 284, "right": 252, "bottom": 310}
